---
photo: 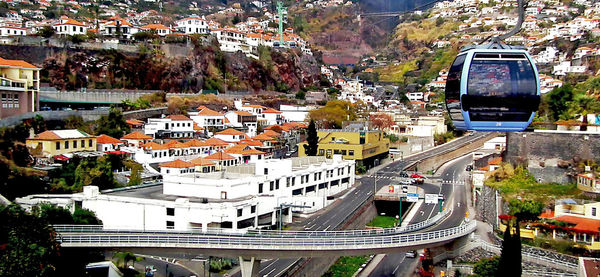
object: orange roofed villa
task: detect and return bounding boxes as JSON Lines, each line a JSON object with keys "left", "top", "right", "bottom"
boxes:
{"left": 0, "top": 56, "right": 40, "bottom": 118}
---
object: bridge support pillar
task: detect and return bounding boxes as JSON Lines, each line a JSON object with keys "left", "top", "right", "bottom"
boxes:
{"left": 238, "top": 256, "right": 261, "bottom": 277}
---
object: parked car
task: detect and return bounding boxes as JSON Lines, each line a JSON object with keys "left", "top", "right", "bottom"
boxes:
{"left": 466, "top": 165, "right": 473, "bottom": 171}
{"left": 405, "top": 250, "right": 417, "bottom": 258}
{"left": 399, "top": 172, "right": 409, "bottom": 178}
{"left": 410, "top": 173, "right": 424, "bottom": 178}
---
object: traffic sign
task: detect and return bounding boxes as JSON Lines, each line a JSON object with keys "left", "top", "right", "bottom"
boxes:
{"left": 388, "top": 185, "right": 394, "bottom": 193}
{"left": 425, "top": 194, "right": 438, "bottom": 204}
{"left": 406, "top": 193, "right": 419, "bottom": 202}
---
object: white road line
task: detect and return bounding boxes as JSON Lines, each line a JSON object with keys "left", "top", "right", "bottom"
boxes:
{"left": 392, "top": 256, "right": 405, "bottom": 275}
{"left": 263, "top": 267, "right": 277, "bottom": 277}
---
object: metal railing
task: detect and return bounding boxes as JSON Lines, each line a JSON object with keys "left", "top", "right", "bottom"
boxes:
{"left": 52, "top": 208, "right": 451, "bottom": 239}
{"left": 522, "top": 270, "right": 576, "bottom": 277}
{"left": 56, "top": 221, "right": 477, "bottom": 250}
{"left": 479, "top": 241, "right": 578, "bottom": 270}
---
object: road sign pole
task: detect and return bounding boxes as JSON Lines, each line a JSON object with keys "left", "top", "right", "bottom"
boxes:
{"left": 439, "top": 199, "right": 443, "bottom": 213}
{"left": 399, "top": 196, "right": 403, "bottom": 225}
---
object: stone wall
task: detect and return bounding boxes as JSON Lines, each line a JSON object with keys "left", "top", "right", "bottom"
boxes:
{"left": 505, "top": 131, "right": 600, "bottom": 184}
{"left": 475, "top": 185, "right": 506, "bottom": 230}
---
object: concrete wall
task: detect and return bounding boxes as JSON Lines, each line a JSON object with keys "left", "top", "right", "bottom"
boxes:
{"left": 475, "top": 185, "right": 507, "bottom": 230}
{"left": 409, "top": 133, "right": 498, "bottom": 173}
{"left": 505, "top": 132, "right": 600, "bottom": 184}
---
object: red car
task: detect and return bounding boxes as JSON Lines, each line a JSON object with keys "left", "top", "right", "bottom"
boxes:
{"left": 411, "top": 173, "right": 424, "bottom": 179}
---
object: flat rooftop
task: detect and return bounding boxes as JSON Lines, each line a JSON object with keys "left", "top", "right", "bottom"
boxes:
{"left": 104, "top": 184, "right": 254, "bottom": 203}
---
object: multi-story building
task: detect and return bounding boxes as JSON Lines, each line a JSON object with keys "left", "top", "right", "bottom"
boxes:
{"left": 26, "top": 129, "right": 97, "bottom": 158}
{"left": 298, "top": 126, "right": 389, "bottom": 169}
{"left": 189, "top": 106, "right": 225, "bottom": 130}
{"left": 0, "top": 56, "right": 40, "bottom": 118}
{"left": 53, "top": 17, "right": 88, "bottom": 36}
{"left": 175, "top": 16, "right": 208, "bottom": 34}
{"left": 139, "top": 24, "right": 171, "bottom": 36}
{"left": 16, "top": 156, "right": 355, "bottom": 231}
{"left": 144, "top": 115, "right": 195, "bottom": 139}
{"left": 224, "top": 111, "right": 258, "bottom": 137}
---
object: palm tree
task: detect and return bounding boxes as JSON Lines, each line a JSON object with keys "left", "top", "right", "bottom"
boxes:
{"left": 568, "top": 94, "right": 600, "bottom": 131}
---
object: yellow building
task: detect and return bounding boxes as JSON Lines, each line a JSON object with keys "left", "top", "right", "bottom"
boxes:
{"left": 0, "top": 56, "right": 40, "bottom": 118}
{"left": 298, "top": 129, "right": 389, "bottom": 168}
{"left": 26, "top": 129, "right": 97, "bottom": 157}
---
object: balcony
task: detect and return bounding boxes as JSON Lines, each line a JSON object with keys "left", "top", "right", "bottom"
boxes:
{"left": 0, "top": 77, "right": 26, "bottom": 92}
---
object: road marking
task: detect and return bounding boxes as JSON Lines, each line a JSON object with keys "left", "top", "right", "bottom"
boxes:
{"left": 392, "top": 256, "right": 405, "bottom": 275}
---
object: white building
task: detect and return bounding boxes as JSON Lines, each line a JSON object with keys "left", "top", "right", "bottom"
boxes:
{"left": 96, "top": 134, "right": 124, "bottom": 152}
{"left": 0, "top": 26, "right": 26, "bottom": 37}
{"left": 16, "top": 156, "right": 355, "bottom": 231}
{"left": 279, "top": 104, "right": 314, "bottom": 122}
{"left": 176, "top": 16, "right": 208, "bottom": 34}
{"left": 214, "top": 128, "right": 247, "bottom": 143}
{"left": 189, "top": 106, "right": 226, "bottom": 130}
{"left": 144, "top": 115, "right": 195, "bottom": 139}
{"left": 53, "top": 17, "right": 87, "bottom": 36}
{"left": 224, "top": 111, "right": 258, "bottom": 137}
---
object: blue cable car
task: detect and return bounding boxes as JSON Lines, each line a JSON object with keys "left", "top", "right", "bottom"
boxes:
{"left": 445, "top": 47, "right": 540, "bottom": 131}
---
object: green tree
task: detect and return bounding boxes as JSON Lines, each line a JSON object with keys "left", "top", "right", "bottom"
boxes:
{"left": 31, "top": 114, "right": 47, "bottom": 134}
{"left": 472, "top": 257, "right": 499, "bottom": 277}
{"left": 37, "top": 203, "right": 74, "bottom": 224}
{"left": 128, "top": 164, "right": 142, "bottom": 186}
{"left": 544, "top": 85, "right": 574, "bottom": 121}
{"left": 497, "top": 218, "right": 522, "bottom": 276}
{"left": 308, "top": 100, "right": 357, "bottom": 128}
{"left": 295, "top": 90, "right": 306, "bottom": 100}
{"left": 68, "top": 34, "right": 87, "bottom": 44}
{"left": 74, "top": 156, "right": 115, "bottom": 191}
{"left": 95, "top": 107, "right": 130, "bottom": 139}
{"left": 509, "top": 199, "right": 544, "bottom": 221}
{"left": 0, "top": 204, "right": 61, "bottom": 277}
{"left": 72, "top": 207, "right": 102, "bottom": 225}
{"left": 568, "top": 94, "right": 600, "bottom": 131}
{"left": 37, "top": 26, "right": 55, "bottom": 38}
{"left": 303, "top": 120, "right": 319, "bottom": 156}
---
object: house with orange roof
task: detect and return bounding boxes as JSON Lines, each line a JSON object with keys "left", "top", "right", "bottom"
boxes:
{"left": 190, "top": 157, "right": 216, "bottom": 173}
{"left": 214, "top": 128, "right": 247, "bottom": 143}
{"left": 53, "top": 16, "right": 88, "bottom": 36}
{"left": 144, "top": 115, "right": 194, "bottom": 139}
{"left": 102, "top": 16, "right": 136, "bottom": 39}
{"left": 224, "top": 110, "right": 258, "bottom": 137}
{"left": 0, "top": 25, "right": 26, "bottom": 37}
{"left": 126, "top": 119, "right": 145, "bottom": 128}
{"left": 139, "top": 23, "right": 171, "bottom": 36}
{"left": 96, "top": 134, "right": 124, "bottom": 152}
{"left": 159, "top": 159, "right": 195, "bottom": 175}
{"left": 175, "top": 15, "right": 208, "bottom": 35}
{"left": 189, "top": 107, "right": 225, "bottom": 130}
{"left": 0, "top": 56, "right": 40, "bottom": 118}
{"left": 26, "top": 129, "right": 96, "bottom": 157}
{"left": 262, "top": 108, "right": 283, "bottom": 126}
{"left": 120, "top": 131, "right": 152, "bottom": 147}
{"left": 205, "top": 151, "right": 238, "bottom": 168}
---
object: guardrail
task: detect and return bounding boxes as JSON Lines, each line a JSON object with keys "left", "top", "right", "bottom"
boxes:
{"left": 452, "top": 265, "right": 575, "bottom": 277}
{"left": 52, "top": 208, "right": 451, "bottom": 238}
{"left": 479, "top": 241, "right": 578, "bottom": 270}
{"left": 56, "top": 221, "right": 477, "bottom": 251}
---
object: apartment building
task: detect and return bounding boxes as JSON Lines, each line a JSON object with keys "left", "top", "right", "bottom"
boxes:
{"left": 0, "top": 56, "right": 40, "bottom": 118}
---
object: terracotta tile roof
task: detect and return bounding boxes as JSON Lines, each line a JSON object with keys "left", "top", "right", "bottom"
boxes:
{"left": 489, "top": 157, "right": 502, "bottom": 165}
{"left": 141, "top": 23, "right": 169, "bottom": 30}
{"left": 242, "top": 104, "right": 266, "bottom": 109}
{"left": 555, "top": 215, "right": 600, "bottom": 233}
{"left": 265, "top": 124, "right": 290, "bottom": 132}
{"left": 539, "top": 210, "right": 554, "bottom": 219}
{"left": 263, "top": 108, "right": 281, "bottom": 114}
{"left": 233, "top": 111, "right": 253, "bottom": 116}
{"left": 96, "top": 134, "right": 123, "bottom": 144}
{"left": 252, "top": 134, "right": 274, "bottom": 141}
{"left": 224, "top": 144, "right": 250, "bottom": 154}
{"left": 121, "top": 131, "right": 152, "bottom": 140}
{"left": 184, "top": 139, "right": 207, "bottom": 147}
{"left": 31, "top": 129, "right": 91, "bottom": 140}
{"left": 167, "top": 141, "right": 187, "bottom": 149}
{"left": 205, "top": 151, "right": 235, "bottom": 160}
{"left": 283, "top": 122, "right": 308, "bottom": 129}
{"left": 196, "top": 105, "right": 207, "bottom": 111}
{"left": 160, "top": 159, "right": 194, "bottom": 168}
{"left": 224, "top": 117, "right": 230, "bottom": 123}
{"left": 196, "top": 108, "right": 223, "bottom": 116}
{"left": 204, "top": 137, "right": 229, "bottom": 146}
{"left": 126, "top": 119, "right": 144, "bottom": 125}
{"left": 0, "top": 57, "right": 39, "bottom": 70}
{"left": 190, "top": 157, "right": 216, "bottom": 166}
{"left": 60, "top": 18, "right": 86, "bottom": 26}
{"left": 216, "top": 128, "right": 246, "bottom": 136}
{"left": 142, "top": 141, "right": 168, "bottom": 150}
{"left": 193, "top": 123, "right": 204, "bottom": 132}
{"left": 239, "top": 139, "right": 263, "bottom": 147}
{"left": 242, "top": 149, "right": 266, "bottom": 155}
{"left": 262, "top": 130, "right": 281, "bottom": 137}
{"left": 166, "top": 115, "right": 192, "bottom": 121}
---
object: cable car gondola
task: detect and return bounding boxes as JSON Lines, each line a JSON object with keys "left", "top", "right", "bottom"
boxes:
{"left": 444, "top": 0, "right": 540, "bottom": 132}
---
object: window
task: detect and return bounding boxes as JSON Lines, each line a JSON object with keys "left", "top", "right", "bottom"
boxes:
{"left": 56, "top": 142, "right": 60, "bottom": 150}
{"left": 1, "top": 93, "right": 19, "bottom": 109}
{"left": 73, "top": 140, "right": 77, "bottom": 148}
{"left": 166, "top": 221, "right": 174, "bottom": 229}
{"left": 251, "top": 205, "right": 256, "bottom": 213}
{"left": 275, "top": 179, "right": 280, "bottom": 189}
{"left": 259, "top": 183, "right": 263, "bottom": 193}
{"left": 89, "top": 139, "right": 92, "bottom": 147}
{"left": 166, "top": 207, "right": 175, "bottom": 216}
{"left": 314, "top": 174, "right": 317, "bottom": 181}
{"left": 64, "top": 141, "right": 69, "bottom": 149}
{"left": 81, "top": 140, "right": 85, "bottom": 148}
{"left": 270, "top": 181, "right": 274, "bottom": 191}
{"left": 349, "top": 150, "right": 354, "bottom": 156}
{"left": 292, "top": 177, "right": 296, "bottom": 186}
{"left": 593, "top": 207, "right": 597, "bottom": 217}
{"left": 264, "top": 168, "right": 268, "bottom": 175}
{"left": 319, "top": 149, "right": 324, "bottom": 155}
{"left": 237, "top": 208, "right": 243, "bottom": 217}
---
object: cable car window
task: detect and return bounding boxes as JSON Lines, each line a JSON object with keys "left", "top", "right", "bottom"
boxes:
{"left": 445, "top": 54, "right": 466, "bottom": 121}
{"left": 465, "top": 54, "right": 538, "bottom": 121}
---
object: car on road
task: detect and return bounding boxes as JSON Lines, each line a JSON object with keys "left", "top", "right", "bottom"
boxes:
{"left": 405, "top": 250, "right": 417, "bottom": 258}
{"left": 410, "top": 173, "right": 424, "bottom": 178}
{"left": 399, "top": 172, "right": 409, "bottom": 178}
{"left": 399, "top": 179, "right": 413, "bottom": 185}
{"left": 466, "top": 165, "right": 473, "bottom": 171}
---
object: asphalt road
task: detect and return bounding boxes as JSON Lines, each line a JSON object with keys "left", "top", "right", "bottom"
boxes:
{"left": 367, "top": 154, "right": 473, "bottom": 277}
{"left": 231, "top": 132, "right": 489, "bottom": 277}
